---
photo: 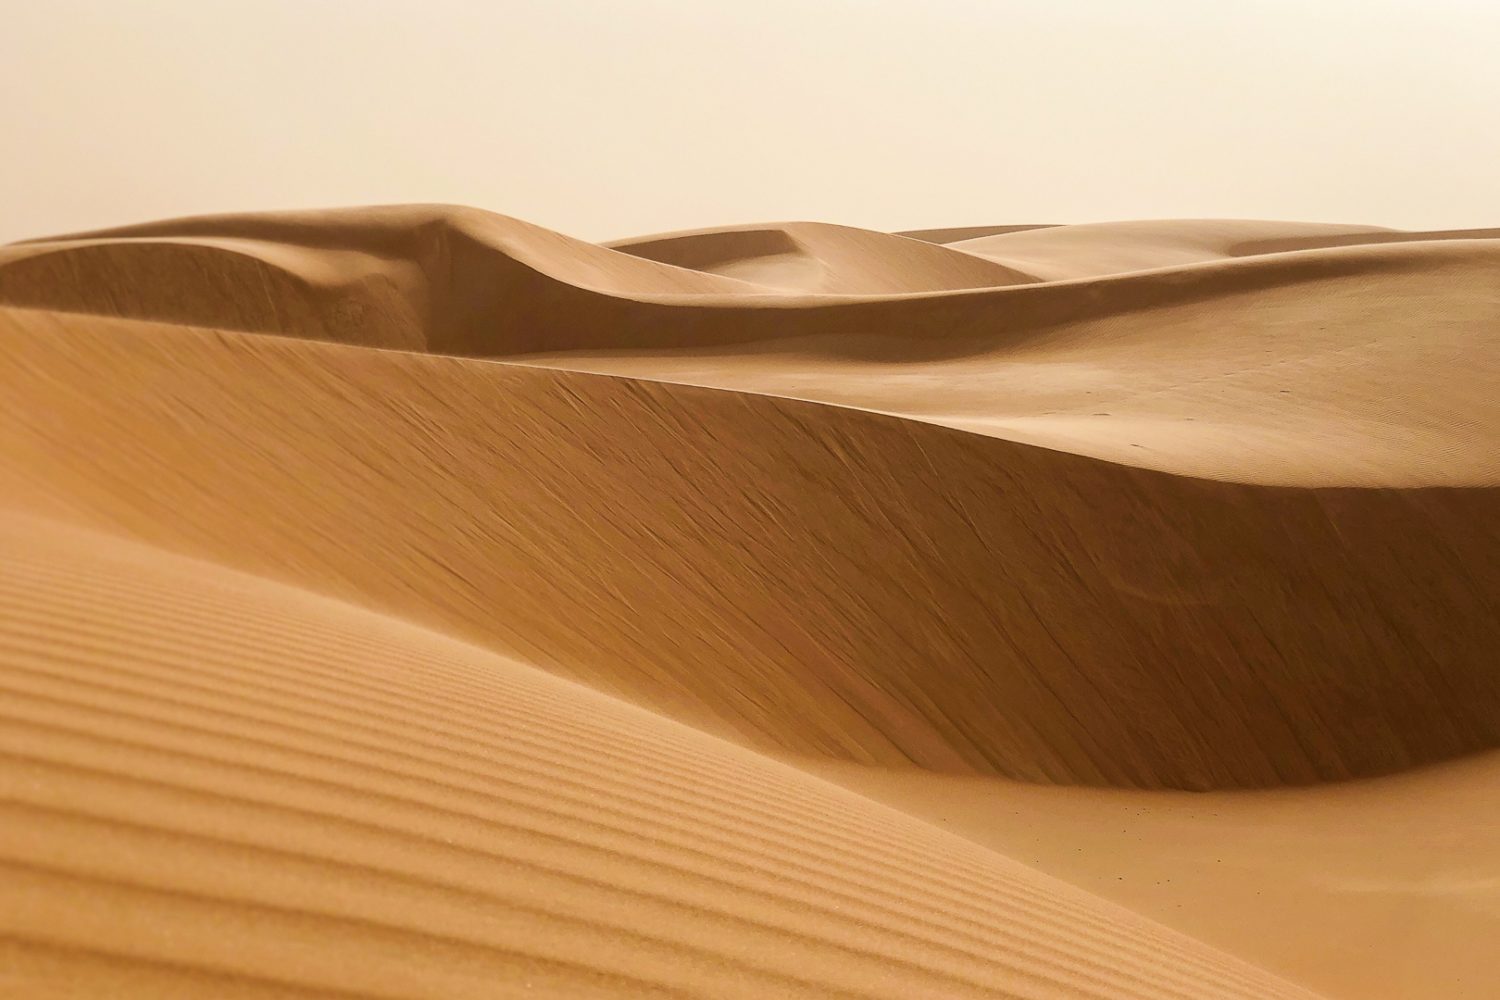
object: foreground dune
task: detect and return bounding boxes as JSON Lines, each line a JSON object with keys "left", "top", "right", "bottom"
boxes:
{"left": 0, "top": 512, "right": 1312, "bottom": 998}
{"left": 2, "top": 206, "right": 1497, "bottom": 996}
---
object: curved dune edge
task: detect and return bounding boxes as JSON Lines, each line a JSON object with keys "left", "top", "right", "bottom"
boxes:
{"left": 3, "top": 206, "right": 1496, "bottom": 487}
{"left": 0, "top": 511, "right": 1319, "bottom": 999}
{"left": 3, "top": 305, "right": 1498, "bottom": 793}
{"left": 603, "top": 220, "right": 1038, "bottom": 291}
{"left": 892, "top": 223, "right": 1061, "bottom": 244}
{"left": 939, "top": 219, "right": 1402, "bottom": 279}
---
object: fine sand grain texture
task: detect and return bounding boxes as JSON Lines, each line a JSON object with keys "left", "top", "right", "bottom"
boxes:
{"left": 2, "top": 205, "right": 1497, "bottom": 997}
{"left": 0, "top": 513, "right": 1314, "bottom": 999}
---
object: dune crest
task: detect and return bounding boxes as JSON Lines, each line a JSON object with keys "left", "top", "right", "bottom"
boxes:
{"left": 941, "top": 219, "right": 1399, "bottom": 279}
{"left": 606, "top": 221, "right": 1037, "bottom": 292}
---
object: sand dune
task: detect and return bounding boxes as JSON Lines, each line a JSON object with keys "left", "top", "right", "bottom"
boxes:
{"left": 894, "top": 224, "right": 1060, "bottom": 244}
{"left": 801, "top": 751, "right": 1500, "bottom": 1000}
{"left": 940, "top": 219, "right": 1401, "bottom": 279}
{"left": 513, "top": 233, "right": 1500, "bottom": 487}
{"left": 4, "top": 299, "right": 1498, "bottom": 792}
{"left": 2, "top": 205, "right": 1497, "bottom": 996}
{"left": 606, "top": 221, "right": 1037, "bottom": 291}
{"left": 6, "top": 206, "right": 1496, "bottom": 486}
{"left": 3, "top": 513, "right": 1318, "bottom": 998}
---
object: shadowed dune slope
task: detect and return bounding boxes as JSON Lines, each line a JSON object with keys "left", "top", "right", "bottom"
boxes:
{"left": 3, "top": 304, "right": 1499, "bottom": 792}
{"left": 0, "top": 512, "right": 1319, "bottom": 999}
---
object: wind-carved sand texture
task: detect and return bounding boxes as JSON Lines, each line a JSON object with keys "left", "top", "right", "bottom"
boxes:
{"left": 2, "top": 205, "right": 1496, "bottom": 998}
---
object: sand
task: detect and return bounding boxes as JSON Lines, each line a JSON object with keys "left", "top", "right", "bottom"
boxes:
{"left": 800, "top": 752, "right": 1500, "bottom": 1000}
{"left": 1, "top": 206, "right": 1495, "bottom": 997}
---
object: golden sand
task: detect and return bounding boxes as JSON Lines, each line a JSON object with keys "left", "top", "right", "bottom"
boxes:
{"left": 3, "top": 207, "right": 1496, "bottom": 997}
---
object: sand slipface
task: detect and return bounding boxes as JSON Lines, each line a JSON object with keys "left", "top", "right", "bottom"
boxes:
{"left": 1, "top": 205, "right": 1497, "bottom": 997}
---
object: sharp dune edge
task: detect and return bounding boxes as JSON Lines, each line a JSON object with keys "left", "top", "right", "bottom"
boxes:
{"left": 2, "top": 205, "right": 1497, "bottom": 997}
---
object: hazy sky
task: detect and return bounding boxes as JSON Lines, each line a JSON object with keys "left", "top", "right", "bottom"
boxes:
{"left": 4, "top": 0, "right": 1498, "bottom": 243}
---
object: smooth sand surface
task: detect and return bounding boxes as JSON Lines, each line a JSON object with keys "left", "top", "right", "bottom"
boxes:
{"left": 800, "top": 755, "right": 1500, "bottom": 1000}
{"left": 2, "top": 205, "right": 1496, "bottom": 996}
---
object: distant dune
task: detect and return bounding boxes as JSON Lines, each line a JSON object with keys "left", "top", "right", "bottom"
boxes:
{"left": 2, "top": 206, "right": 1496, "bottom": 997}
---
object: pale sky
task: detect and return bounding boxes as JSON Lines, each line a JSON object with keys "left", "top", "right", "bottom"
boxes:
{"left": 4, "top": 0, "right": 1498, "bottom": 244}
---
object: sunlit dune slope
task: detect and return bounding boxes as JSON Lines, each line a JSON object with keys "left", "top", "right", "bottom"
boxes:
{"left": 3, "top": 301, "right": 1498, "bottom": 791}
{"left": 0, "top": 512, "right": 1318, "bottom": 999}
